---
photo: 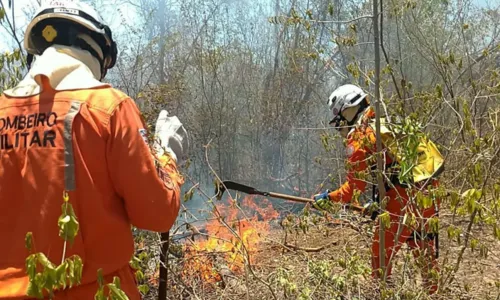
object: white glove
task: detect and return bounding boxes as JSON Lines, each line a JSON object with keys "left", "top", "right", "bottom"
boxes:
{"left": 154, "top": 110, "right": 189, "bottom": 165}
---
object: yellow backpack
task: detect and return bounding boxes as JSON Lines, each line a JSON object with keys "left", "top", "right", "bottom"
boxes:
{"left": 369, "top": 117, "right": 445, "bottom": 185}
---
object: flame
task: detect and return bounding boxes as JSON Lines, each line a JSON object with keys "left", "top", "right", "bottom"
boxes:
{"left": 182, "top": 195, "right": 279, "bottom": 285}
{"left": 241, "top": 197, "right": 280, "bottom": 220}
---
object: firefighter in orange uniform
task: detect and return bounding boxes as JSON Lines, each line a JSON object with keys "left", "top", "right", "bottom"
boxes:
{"left": 313, "top": 84, "right": 440, "bottom": 294}
{"left": 0, "top": 1, "right": 187, "bottom": 299}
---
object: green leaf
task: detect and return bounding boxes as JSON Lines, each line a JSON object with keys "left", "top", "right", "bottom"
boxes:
{"left": 450, "top": 191, "right": 460, "bottom": 207}
{"left": 97, "top": 268, "right": 105, "bottom": 287}
{"left": 58, "top": 203, "right": 80, "bottom": 245}
{"left": 423, "top": 196, "right": 433, "bottom": 209}
{"left": 429, "top": 217, "right": 439, "bottom": 234}
{"left": 447, "top": 225, "right": 456, "bottom": 239}
{"left": 108, "top": 283, "right": 129, "bottom": 300}
{"left": 47, "top": 265, "right": 58, "bottom": 287}
{"left": 135, "top": 270, "right": 144, "bottom": 282}
{"left": 474, "top": 163, "right": 481, "bottom": 177}
{"left": 56, "top": 263, "right": 67, "bottom": 289}
{"left": 94, "top": 287, "right": 106, "bottom": 300}
{"left": 25, "top": 254, "right": 37, "bottom": 279}
{"left": 494, "top": 184, "right": 500, "bottom": 196}
{"left": 417, "top": 192, "right": 433, "bottom": 209}
{"left": 449, "top": 52, "right": 455, "bottom": 64}
{"left": 462, "top": 189, "right": 482, "bottom": 213}
{"left": 26, "top": 280, "right": 43, "bottom": 299}
{"left": 183, "top": 188, "right": 195, "bottom": 202}
{"left": 37, "top": 253, "right": 55, "bottom": 269}
{"left": 466, "top": 197, "right": 476, "bottom": 214}
{"left": 470, "top": 238, "right": 479, "bottom": 251}
{"left": 13, "top": 48, "right": 20, "bottom": 61}
{"left": 60, "top": 215, "right": 71, "bottom": 223}
{"left": 25, "top": 232, "right": 33, "bottom": 252}
{"left": 320, "top": 133, "right": 329, "bottom": 150}
{"left": 129, "top": 256, "right": 141, "bottom": 270}
{"left": 73, "top": 256, "right": 83, "bottom": 285}
{"left": 138, "top": 284, "right": 149, "bottom": 295}
{"left": 379, "top": 212, "right": 391, "bottom": 229}
{"left": 67, "top": 259, "right": 74, "bottom": 287}
{"left": 435, "top": 84, "right": 443, "bottom": 98}
{"left": 494, "top": 223, "right": 500, "bottom": 240}
{"left": 112, "top": 276, "right": 121, "bottom": 289}
{"left": 28, "top": 273, "right": 45, "bottom": 299}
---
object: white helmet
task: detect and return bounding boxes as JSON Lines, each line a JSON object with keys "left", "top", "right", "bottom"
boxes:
{"left": 24, "top": 0, "right": 117, "bottom": 78}
{"left": 327, "top": 84, "right": 368, "bottom": 126}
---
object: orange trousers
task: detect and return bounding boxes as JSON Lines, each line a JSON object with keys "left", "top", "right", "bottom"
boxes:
{"left": 371, "top": 184, "right": 440, "bottom": 294}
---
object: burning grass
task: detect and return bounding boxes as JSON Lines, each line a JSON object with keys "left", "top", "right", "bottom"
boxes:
{"left": 133, "top": 199, "right": 500, "bottom": 299}
{"left": 181, "top": 196, "right": 280, "bottom": 286}
{"left": 175, "top": 208, "right": 500, "bottom": 299}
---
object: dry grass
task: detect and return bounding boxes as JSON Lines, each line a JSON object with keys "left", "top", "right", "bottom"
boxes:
{"left": 138, "top": 206, "right": 500, "bottom": 300}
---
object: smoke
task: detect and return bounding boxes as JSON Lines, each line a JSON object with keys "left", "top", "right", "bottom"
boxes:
{"left": 176, "top": 181, "right": 215, "bottom": 228}
{"left": 176, "top": 176, "right": 310, "bottom": 230}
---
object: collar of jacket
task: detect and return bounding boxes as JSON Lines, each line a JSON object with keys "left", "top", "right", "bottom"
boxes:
{"left": 3, "top": 45, "right": 110, "bottom": 97}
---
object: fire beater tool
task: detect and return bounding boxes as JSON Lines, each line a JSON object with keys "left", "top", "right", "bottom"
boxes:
{"left": 214, "top": 180, "right": 365, "bottom": 213}
{"left": 214, "top": 181, "right": 439, "bottom": 260}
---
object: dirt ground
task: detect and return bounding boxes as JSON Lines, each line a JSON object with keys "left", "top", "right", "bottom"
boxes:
{"left": 163, "top": 208, "right": 500, "bottom": 300}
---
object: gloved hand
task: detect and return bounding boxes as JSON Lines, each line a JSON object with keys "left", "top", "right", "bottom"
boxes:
{"left": 363, "top": 199, "right": 375, "bottom": 210}
{"left": 154, "top": 110, "right": 189, "bottom": 165}
{"left": 363, "top": 199, "right": 380, "bottom": 220}
{"left": 312, "top": 190, "right": 332, "bottom": 211}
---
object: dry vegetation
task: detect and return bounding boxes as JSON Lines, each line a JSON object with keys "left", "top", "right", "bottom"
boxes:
{"left": 132, "top": 192, "right": 500, "bottom": 300}
{"left": 1, "top": 0, "right": 500, "bottom": 299}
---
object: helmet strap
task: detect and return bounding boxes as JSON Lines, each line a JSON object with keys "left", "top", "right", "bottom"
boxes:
{"left": 26, "top": 53, "right": 34, "bottom": 70}
{"left": 345, "top": 97, "right": 369, "bottom": 127}
{"left": 73, "top": 38, "right": 105, "bottom": 78}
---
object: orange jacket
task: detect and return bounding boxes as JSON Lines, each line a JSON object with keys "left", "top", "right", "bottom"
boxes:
{"left": 0, "top": 78, "right": 183, "bottom": 299}
{"left": 328, "top": 108, "right": 439, "bottom": 218}
{"left": 327, "top": 108, "right": 386, "bottom": 204}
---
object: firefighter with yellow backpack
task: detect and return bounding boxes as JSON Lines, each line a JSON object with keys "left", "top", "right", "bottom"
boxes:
{"left": 312, "top": 84, "right": 444, "bottom": 294}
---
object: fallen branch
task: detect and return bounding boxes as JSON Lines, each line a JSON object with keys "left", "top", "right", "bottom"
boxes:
{"left": 326, "top": 217, "right": 372, "bottom": 232}
{"left": 284, "top": 240, "right": 338, "bottom": 252}
{"left": 171, "top": 228, "right": 209, "bottom": 241}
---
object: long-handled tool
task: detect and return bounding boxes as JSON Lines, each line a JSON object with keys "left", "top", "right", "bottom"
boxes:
{"left": 158, "top": 231, "right": 169, "bottom": 300}
{"left": 215, "top": 180, "right": 365, "bottom": 212}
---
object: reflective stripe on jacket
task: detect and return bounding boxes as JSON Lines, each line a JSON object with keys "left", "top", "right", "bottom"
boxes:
{"left": 0, "top": 77, "right": 182, "bottom": 299}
